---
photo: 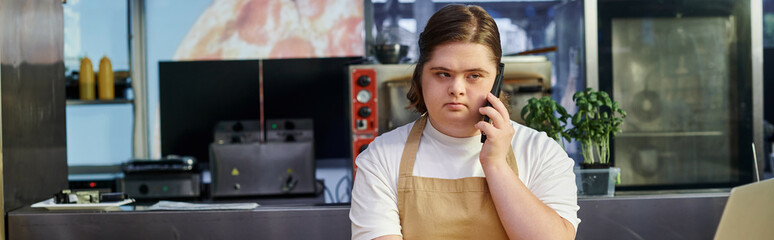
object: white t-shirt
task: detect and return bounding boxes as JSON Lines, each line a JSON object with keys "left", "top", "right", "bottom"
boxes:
{"left": 350, "top": 120, "right": 581, "bottom": 240}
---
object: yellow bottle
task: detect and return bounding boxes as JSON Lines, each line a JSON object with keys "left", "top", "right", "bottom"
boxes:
{"left": 98, "top": 56, "right": 114, "bottom": 100}
{"left": 79, "top": 56, "right": 95, "bottom": 100}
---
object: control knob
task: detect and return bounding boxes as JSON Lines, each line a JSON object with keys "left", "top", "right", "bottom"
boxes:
{"left": 357, "top": 75, "right": 371, "bottom": 87}
{"left": 358, "top": 107, "right": 372, "bottom": 118}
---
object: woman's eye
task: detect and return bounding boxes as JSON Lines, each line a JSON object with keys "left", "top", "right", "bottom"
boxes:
{"left": 469, "top": 74, "right": 482, "bottom": 79}
{"left": 436, "top": 72, "right": 450, "bottom": 78}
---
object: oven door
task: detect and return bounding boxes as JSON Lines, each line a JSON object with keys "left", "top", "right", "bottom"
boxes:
{"left": 503, "top": 77, "right": 549, "bottom": 124}
{"left": 382, "top": 79, "right": 421, "bottom": 133}
{"left": 596, "top": 0, "right": 758, "bottom": 189}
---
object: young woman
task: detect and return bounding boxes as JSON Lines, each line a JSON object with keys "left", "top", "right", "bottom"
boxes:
{"left": 350, "top": 5, "right": 580, "bottom": 240}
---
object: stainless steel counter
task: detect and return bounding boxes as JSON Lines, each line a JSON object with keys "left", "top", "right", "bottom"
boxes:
{"left": 577, "top": 192, "right": 729, "bottom": 240}
{"left": 9, "top": 204, "right": 352, "bottom": 240}
{"left": 8, "top": 192, "right": 729, "bottom": 240}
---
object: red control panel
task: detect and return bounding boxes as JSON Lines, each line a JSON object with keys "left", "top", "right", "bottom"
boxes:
{"left": 350, "top": 68, "right": 377, "bottom": 175}
{"left": 350, "top": 69, "right": 378, "bottom": 134}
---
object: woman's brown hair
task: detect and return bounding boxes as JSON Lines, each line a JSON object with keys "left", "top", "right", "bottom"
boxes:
{"left": 407, "top": 4, "right": 502, "bottom": 114}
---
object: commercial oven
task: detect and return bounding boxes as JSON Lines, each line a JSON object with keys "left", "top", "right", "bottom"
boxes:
{"left": 590, "top": 0, "right": 764, "bottom": 189}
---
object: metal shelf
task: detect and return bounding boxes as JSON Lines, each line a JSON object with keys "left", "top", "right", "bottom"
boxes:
{"left": 66, "top": 99, "right": 133, "bottom": 106}
{"left": 617, "top": 131, "right": 724, "bottom": 138}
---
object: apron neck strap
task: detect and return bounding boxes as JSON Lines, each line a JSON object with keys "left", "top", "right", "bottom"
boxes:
{"left": 399, "top": 115, "right": 427, "bottom": 178}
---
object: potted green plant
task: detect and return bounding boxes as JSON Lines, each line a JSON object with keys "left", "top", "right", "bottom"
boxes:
{"left": 566, "top": 88, "right": 627, "bottom": 196}
{"left": 520, "top": 96, "right": 571, "bottom": 149}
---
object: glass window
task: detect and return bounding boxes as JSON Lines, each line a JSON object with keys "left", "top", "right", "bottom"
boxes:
{"left": 64, "top": 0, "right": 133, "bottom": 166}
{"left": 66, "top": 105, "right": 133, "bottom": 166}
{"left": 64, "top": 0, "right": 129, "bottom": 73}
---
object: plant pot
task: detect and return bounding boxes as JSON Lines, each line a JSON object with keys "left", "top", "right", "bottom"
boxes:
{"left": 574, "top": 167, "right": 620, "bottom": 197}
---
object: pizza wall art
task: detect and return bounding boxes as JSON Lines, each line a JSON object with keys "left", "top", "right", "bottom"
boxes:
{"left": 174, "top": 0, "right": 364, "bottom": 60}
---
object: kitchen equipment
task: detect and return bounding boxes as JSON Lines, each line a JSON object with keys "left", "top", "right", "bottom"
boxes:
{"left": 373, "top": 0, "right": 415, "bottom": 62}
{"left": 210, "top": 118, "right": 316, "bottom": 197}
{"left": 54, "top": 189, "right": 100, "bottom": 204}
{"left": 214, "top": 120, "right": 262, "bottom": 144}
{"left": 632, "top": 148, "right": 659, "bottom": 178}
{"left": 347, "top": 57, "right": 552, "bottom": 173}
{"left": 631, "top": 70, "right": 662, "bottom": 122}
{"left": 596, "top": 0, "right": 761, "bottom": 189}
{"left": 347, "top": 64, "right": 409, "bottom": 175}
{"left": 68, "top": 172, "right": 122, "bottom": 193}
{"left": 122, "top": 156, "right": 197, "bottom": 173}
{"left": 53, "top": 189, "right": 128, "bottom": 204}
{"left": 210, "top": 141, "right": 316, "bottom": 197}
{"left": 265, "top": 118, "right": 314, "bottom": 142}
{"left": 373, "top": 44, "right": 409, "bottom": 64}
{"left": 499, "top": 56, "right": 554, "bottom": 125}
{"left": 123, "top": 172, "right": 201, "bottom": 200}
{"left": 122, "top": 156, "right": 201, "bottom": 199}
{"left": 383, "top": 79, "right": 420, "bottom": 130}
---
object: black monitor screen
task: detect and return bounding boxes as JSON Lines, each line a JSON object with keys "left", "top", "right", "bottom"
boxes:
{"left": 159, "top": 57, "right": 360, "bottom": 163}
{"left": 159, "top": 60, "right": 262, "bottom": 163}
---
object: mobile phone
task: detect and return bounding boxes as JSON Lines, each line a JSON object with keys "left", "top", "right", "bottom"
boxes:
{"left": 481, "top": 63, "right": 505, "bottom": 143}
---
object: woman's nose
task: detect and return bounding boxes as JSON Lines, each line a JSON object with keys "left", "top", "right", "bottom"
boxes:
{"left": 448, "top": 77, "right": 466, "bottom": 96}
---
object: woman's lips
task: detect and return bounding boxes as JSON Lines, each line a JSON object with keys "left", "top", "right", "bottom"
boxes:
{"left": 444, "top": 102, "right": 467, "bottom": 110}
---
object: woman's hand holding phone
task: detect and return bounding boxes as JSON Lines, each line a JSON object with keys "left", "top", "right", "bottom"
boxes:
{"left": 476, "top": 92, "right": 515, "bottom": 169}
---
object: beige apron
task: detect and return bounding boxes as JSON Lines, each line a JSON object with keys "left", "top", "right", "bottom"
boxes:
{"left": 398, "top": 116, "right": 519, "bottom": 239}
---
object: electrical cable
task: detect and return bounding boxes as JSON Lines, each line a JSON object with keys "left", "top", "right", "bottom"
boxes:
{"left": 347, "top": 178, "right": 352, "bottom": 202}
{"left": 335, "top": 175, "right": 352, "bottom": 203}
{"left": 324, "top": 185, "right": 335, "bottom": 203}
